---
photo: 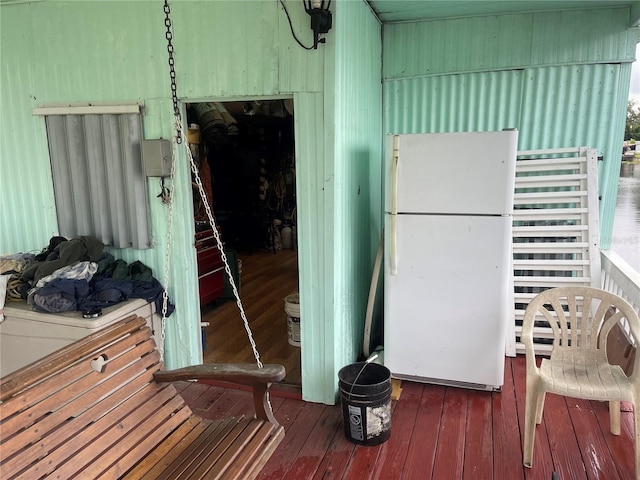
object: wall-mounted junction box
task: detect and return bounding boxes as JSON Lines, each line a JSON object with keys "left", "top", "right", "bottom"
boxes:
{"left": 142, "top": 139, "right": 172, "bottom": 177}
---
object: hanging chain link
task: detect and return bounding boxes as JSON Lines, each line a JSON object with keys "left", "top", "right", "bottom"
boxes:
{"left": 187, "top": 135, "right": 263, "bottom": 369}
{"left": 164, "top": 0, "right": 182, "bottom": 145}
{"left": 161, "top": 0, "right": 262, "bottom": 368}
{"left": 158, "top": 137, "right": 178, "bottom": 363}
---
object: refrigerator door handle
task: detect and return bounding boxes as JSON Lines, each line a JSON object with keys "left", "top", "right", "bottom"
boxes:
{"left": 390, "top": 214, "right": 397, "bottom": 275}
{"left": 391, "top": 135, "right": 399, "bottom": 216}
{"left": 390, "top": 135, "right": 399, "bottom": 275}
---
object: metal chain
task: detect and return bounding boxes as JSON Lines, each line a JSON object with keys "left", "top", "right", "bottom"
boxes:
{"left": 161, "top": 0, "right": 262, "bottom": 368}
{"left": 158, "top": 138, "right": 178, "bottom": 363}
{"left": 185, "top": 124, "right": 263, "bottom": 369}
{"left": 164, "top": 0, "right": 182, "bottom": 144}
{"left": 159, "top": 0, "right": 181, "bottom": 362}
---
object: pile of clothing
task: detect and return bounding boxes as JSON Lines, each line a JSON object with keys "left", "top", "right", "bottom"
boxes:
{"left": 0, "top": 236, "right": 174, "bottom": 318}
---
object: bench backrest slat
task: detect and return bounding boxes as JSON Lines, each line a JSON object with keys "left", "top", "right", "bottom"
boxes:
{"left": 55, "top": 392, "right": 192, "bottom": 479}
{"left": 14, "top": 383, "right": 178, "bottom": 480}
{"left": 0, "top": 316, "right": 197, "bottom": 480}
{"left": 2, "top": 329, "right": 155, "bottom": 435}
{"left": 6, "top": 371, "right": 159, "bottom": 479}
{"left": 0, "top": 316, "right": 147, "bottom": 401}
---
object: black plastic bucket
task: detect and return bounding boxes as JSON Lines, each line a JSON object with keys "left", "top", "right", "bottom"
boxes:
{"left": 338, "top": 362, "right": 392, "bottom": 446}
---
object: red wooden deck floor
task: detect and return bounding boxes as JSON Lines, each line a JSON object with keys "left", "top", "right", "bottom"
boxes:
{"left": 178, "top": 355, "right": 637, "bottom": 479}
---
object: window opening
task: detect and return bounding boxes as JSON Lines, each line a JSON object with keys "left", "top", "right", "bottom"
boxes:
{"left": 36, "top": 105, "right": 151, "bottom": 249}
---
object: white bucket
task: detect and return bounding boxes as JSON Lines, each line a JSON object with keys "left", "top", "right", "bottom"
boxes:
{"left": 284, "top": 293, "right": 300, "bottom": 347}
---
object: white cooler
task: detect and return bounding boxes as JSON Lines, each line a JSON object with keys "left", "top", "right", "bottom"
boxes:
{"left": 0, "top": 299, "right": 160, "bottom": 377}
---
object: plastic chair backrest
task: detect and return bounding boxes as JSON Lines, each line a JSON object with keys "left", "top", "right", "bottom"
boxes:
{"left": 522, "top": 286, "right": 640, "bottom": 359}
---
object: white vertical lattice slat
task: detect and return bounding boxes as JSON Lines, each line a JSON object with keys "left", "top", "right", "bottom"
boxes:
{"left": 511, "top": 147, "right": 600, "bottom": 355}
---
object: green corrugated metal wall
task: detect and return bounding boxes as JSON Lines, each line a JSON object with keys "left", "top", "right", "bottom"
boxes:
{"left": 0, "top": 0, "right": 345, "bottom": 404}
{"left": 0, "top": 0, "right": 382, "bottom": 404}
{"left": 383, "top": 7, "right": 639, "bottom": 250}
{"left": 2, "top": 0, "right": 634, "bottom": 404}
{"left": 325, "top": 0, "right": 383, "bottom": 402}
{"left": 293, "top": 91, "right": 332, "bottom": 402}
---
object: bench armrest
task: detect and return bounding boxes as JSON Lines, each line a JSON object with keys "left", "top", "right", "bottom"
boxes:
{"left": 153, "top": 363, "right": 285, "bottom": 424}
{"left": 153, "top": 363, "right": 285, "bottom": 385}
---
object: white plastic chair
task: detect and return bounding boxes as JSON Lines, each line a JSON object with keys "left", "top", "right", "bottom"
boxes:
{"left": 521, "top": 286, "right": 640, "bottom": 474}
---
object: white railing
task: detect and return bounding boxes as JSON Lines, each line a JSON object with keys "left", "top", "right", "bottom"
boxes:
{"left": 600, "top": 250, "right": 640, "bottom": 314}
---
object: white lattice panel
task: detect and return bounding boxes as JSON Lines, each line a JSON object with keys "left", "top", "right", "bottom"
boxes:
{"left": 510, "top": 147, "right": 600, "bottom": 355}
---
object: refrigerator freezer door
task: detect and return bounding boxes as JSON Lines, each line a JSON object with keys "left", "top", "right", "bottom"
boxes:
{"left": 384, "top": 213, "right": 512, "bottom": 388}
{"left": 385, "top": 131, "right": 518, "bottom": 216}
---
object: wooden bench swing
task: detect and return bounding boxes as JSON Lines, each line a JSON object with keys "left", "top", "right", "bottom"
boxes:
{"left": 1, "top": 2, "right": 287, "bottom": 478}
{"left": 0, "top": 315, "right": 285, "bottom": 479}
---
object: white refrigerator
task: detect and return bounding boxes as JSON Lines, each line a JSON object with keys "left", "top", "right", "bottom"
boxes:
{"left": 384, "top": 130, "right": 517, "bottom": 391}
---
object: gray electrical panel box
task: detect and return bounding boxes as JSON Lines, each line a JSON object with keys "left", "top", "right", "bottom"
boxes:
{"left": 142, "top": 139, "right": 172, "bottom": 177}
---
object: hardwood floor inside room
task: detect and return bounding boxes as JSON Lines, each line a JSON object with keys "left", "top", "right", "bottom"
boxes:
{"left": 201, "top": 249, "right": 301, "bottom": 385}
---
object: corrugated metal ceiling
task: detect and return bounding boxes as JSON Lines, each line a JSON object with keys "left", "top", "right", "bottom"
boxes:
{"left": 366, "top": 0, "right": 640, "bottom": 24}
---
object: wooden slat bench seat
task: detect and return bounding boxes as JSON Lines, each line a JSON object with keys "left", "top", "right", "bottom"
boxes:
{"left": 0, "top": 315, "right": 285, "bottom": 479}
